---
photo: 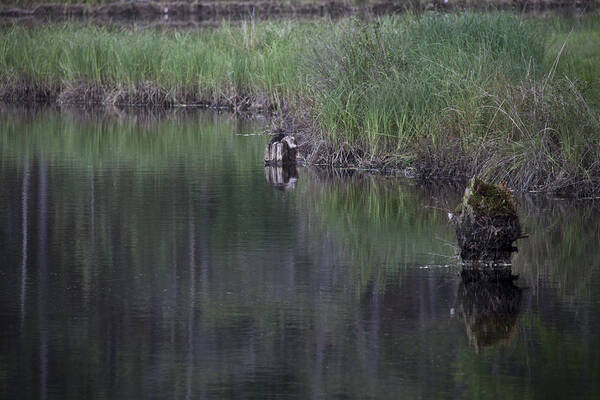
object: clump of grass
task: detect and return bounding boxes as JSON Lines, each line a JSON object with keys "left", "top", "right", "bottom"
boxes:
{"left": 472, "top": 75, "right": 600, "bottom": 195}
{"left": 459, "top": 177, "right": 517, "bottom": 217}
{"left": 307, "top": 13, "right": 545, "bottom": 158}
{"left": 305, "top": 13, "right": 600, "bottom": 195}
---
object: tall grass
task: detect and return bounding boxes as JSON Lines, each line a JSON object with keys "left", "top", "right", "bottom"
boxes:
{"left": 0, "top": 13, "right": 599, "bottom": 194}
{"left": 308, "top": 13, "right": 545, "bottom": 154}
{"left": 0, "top": 20, "right": 313, "bottom": 106}
{"left": 305, "top": 13, "right": 600, "bottom": 194}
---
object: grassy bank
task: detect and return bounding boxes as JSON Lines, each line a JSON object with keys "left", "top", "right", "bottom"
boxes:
{"left": 308, "top": 14, "right": 600, "bottom": 195}
{"left": 1, "top": 13, "right": 599, "bottom": 195}
{"left": 0, "top": 20, "right": 312, "bottom": 109}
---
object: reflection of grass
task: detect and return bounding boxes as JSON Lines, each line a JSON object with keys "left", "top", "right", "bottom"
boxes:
{"left": 2, "top": 107, "right": 600, "bottom": 397}
{"left": 298, "top": 170, "right": 458, "bottom": 284}
{"left": 5, "top": 0, "right": 352, "bottom": 4}
{"left": 299, "top": 168, "right": 600, "bottom": 305}
{"left": 300, "top": 170, "right": 600, "bottom": 398}
{"left": 3, "top": 106, "right": 597, "bottom": 303}
{"left": 513, "top": 197, "right": 600, "bottom": 303}
{"left": 0, "top": 107, "right": 265, "bottom": 169}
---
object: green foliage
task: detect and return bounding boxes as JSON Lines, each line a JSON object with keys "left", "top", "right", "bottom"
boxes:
{"left": 298, "top": 170, "right": 457, "bottom": 277}
{"left": 4, "top": 0, "right": 334, "bottom": 4}
{"left": 0, "top": 20, "right": 313, "bottom": 101}
{"left": 308, "top": 13, "right": 545, "bottom": 153}
{"left": 306, "top": 13, "right": 600, "bottom": 195}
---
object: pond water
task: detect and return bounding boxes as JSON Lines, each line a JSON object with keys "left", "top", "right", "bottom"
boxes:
{"left": 0, "top": 106, "right": 599, "bottom": 399}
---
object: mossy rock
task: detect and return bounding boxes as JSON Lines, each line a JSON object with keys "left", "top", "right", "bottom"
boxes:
{"left": 452, "top": 177, "right": 523, "bottom": 261}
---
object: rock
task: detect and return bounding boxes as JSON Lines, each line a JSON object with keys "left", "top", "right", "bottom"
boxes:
{"left": 264, "top": 135, "right": 297, "bottom": 166}
{"left": 452, "top": 177, "right": 524, "bottom": 261}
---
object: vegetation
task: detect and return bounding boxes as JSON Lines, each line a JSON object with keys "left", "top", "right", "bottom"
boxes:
{"left": 0, "top": 13, "right": 599, "bottom": 195}
{"left": 0, "top": 0, "right": 430, "bottom": 6}
{"left": 462, "top": 178, "right": 516, "bottom": 217}
{"left": 307, "top": 14, "right": 600, "bottom": 196}
{"left": 0, "top": 20, "right": 311, "bottom": 108}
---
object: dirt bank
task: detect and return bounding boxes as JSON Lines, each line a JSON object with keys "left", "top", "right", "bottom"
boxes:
{"left": 1, "top": 1, "right": 597, "bottom": 22}
{"left": 0, "top": 78, "right": 278, "bottom": 113}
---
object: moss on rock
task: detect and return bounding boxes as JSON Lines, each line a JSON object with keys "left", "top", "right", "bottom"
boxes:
{"left": 467, "top": 178, "right": 517, "bottom": 217}
{"left": 453, "top": 177, "right": 523, "bottom": 261}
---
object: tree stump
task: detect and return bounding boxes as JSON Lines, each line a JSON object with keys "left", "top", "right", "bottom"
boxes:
{"left": 451, "top": 177, "right": 524, "bottom": 262}
{"left": 264, "top": 135, "right": 297, "bottom": 166}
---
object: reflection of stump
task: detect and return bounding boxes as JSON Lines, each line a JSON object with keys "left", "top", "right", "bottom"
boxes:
{"left": 451, "top": 177, "right": 524, "bottom": 262}
{"left": 264, "top": 135, "right": 297, "bottom": 166}
{"left": 265, "top": 165, "right": 298, "bottom": 191}
{"left": 456, "top": 268, "right": 522, "bottom": 352}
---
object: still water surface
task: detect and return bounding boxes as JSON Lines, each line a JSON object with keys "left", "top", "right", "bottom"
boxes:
{"left": 0, "top": 107, "right": 599, "bottom": 399}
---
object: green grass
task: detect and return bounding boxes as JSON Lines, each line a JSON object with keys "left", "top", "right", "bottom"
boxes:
{"left": 0, "top": 20, "right": 312, "bottom": 106}
{"left": 310, "top": 13, "right": 545, "bottom": 151}
{"left": 1, "top": 12, "right": 599, "bottom": 195}
{"left": 307, "top": 13, "right": 600, "bottom": 194}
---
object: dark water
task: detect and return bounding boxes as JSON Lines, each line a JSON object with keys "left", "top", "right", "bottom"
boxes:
{"left": 1, "top": 107, "right": 599, "bottom": 399}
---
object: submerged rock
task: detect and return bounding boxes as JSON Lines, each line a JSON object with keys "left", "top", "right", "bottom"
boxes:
{"left": 264, "top": 135, "right": 297, "bottom": 166}
{"left": 451, "top": 177, "right": 523, "bottom": 261}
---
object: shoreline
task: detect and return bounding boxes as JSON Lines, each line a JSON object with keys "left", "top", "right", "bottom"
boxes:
{"left": 0, "top": 78, "right": 474, "bottom": 182}
{"left": 0, "top": 85, "right": 598, "bottom": 198}
{"left": 0, "top": 79, "right": 277, "bottom": 112}
{"left": 1, "top": 14, "right": 599, "bottom": 197}
{"left": 3, "top": 100, "right": 599, "bottom": 201}
{"left": 1, "top": 0, "right": 598, "bottom": 21}
{"left": 1, "top": 75, "right": 598, "bottom": 198}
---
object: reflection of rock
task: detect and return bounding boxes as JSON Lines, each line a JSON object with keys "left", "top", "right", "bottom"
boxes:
{"left": 264, "top": 135, "right": 297, "bottom": 166}
{"left": 451, "top": 177, "right": 524, "bottom": 262}
{"left": 455, "top": 267, "right": 522, "bottom": 352}
{"left": 265, "top": 165, "right": 298, "bottom": 191}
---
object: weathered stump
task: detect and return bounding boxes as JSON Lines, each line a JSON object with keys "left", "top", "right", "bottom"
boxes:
{"left": 264, "top": 165, "right": 298, "bottom": 191}
{"left": 264, "top": 135, "right": 297, "bottom": 166}
{"left": 451, "top": 177, "right": 524, "bottom": 262}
